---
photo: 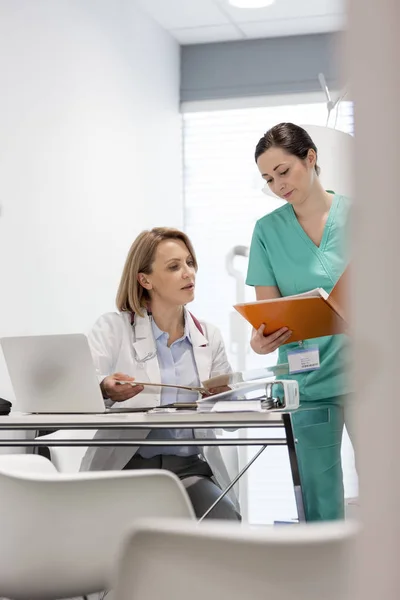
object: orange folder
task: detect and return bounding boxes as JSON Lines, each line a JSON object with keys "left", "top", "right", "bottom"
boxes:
{"left": 234, "top": 269, "right": 348, "bottom": 343}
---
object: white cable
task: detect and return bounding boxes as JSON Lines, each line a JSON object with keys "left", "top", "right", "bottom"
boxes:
{"left": 318, "top": 72, "right": 347, "bottom": 130}
{"left": 333, "top": 90, "right": 348, "bottom": 130}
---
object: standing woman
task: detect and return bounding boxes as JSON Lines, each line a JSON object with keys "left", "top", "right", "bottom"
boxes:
{"left": 246, "top": 123, "right": 351, "bottom": 522}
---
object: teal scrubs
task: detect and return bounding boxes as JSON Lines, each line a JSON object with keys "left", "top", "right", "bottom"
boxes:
{"left": 246, "top": 194, "right": 351, "bottom": 521}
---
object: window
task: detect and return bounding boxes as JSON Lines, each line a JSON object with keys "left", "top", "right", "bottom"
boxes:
{"left": 183, "top": 98, "right": 356, "bottom": 524}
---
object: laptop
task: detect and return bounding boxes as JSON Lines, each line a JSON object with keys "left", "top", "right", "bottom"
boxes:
{"left": 0, "top": 333, "right": 142, "bottom": 414}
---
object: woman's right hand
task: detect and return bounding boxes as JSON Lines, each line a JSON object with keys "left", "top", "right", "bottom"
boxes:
{"left": 100, "top": 373, "right": 144, "bottom": 402}
{"left": 250, "top": 324, "right": 292, "bottom": 355}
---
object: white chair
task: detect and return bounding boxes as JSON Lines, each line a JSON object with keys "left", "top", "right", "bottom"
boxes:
{"left": 114, "top": 519, "right": 359, "bottom": 600}
{"left": 35, "top": 429, "right": 96, "bottom": 472}
{"left": 0, "top": 454, "right": 195, "bottom": 600}
{"left": 0, "top": 453, "right": 58, "bottom": 475}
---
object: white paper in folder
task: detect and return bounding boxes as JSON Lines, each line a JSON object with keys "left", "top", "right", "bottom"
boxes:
{"left": 197, "top": 379, "right": 271, "bottom": 405}
{"left": 211, "top": 400, "right": 263, "bottom": 413}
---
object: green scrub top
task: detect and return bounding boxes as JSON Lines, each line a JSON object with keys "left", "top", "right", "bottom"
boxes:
{"left": 246, "top": 194, "right": 351, "bottom": 402}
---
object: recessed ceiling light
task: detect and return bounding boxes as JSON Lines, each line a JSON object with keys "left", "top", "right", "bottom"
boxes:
{"left": 228, "top": 0, "right": 275, "bottom": 8}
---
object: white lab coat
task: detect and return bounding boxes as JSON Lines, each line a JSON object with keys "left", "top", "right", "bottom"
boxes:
{"left": 80, "top": 309, "right": 239, "bottom": 511}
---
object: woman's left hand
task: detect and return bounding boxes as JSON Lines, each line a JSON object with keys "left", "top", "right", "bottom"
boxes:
{"left": 202, "top": 385, "right": 231, "bottom": 397}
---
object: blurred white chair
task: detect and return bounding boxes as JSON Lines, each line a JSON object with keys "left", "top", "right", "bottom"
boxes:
{"left": 0, "top": 454, "right": 195, "bottom": 600}
{"left": 0, "top": 453, "right": 58, "bottom": 475}
{"left": 35, "top": 429, "right": 96, "bottom": 472}
{"left": 114, "top": 518, "right": 358, "bottom": 600}
{"left": 37, "top": 432, "right": 243, "bottom": 511}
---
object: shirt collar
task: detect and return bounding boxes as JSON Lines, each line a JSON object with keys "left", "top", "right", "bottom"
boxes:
{"left": 151, "top": 315, "right": 191, "bottom": 343}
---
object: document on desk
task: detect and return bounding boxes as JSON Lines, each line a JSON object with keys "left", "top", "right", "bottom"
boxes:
{"left": 202, "top": 364, "right": 289, "bottom": 390}
{"left": 210, "top": 400, "right": 263, "bottom": 413}
{"left": 197, "top": 379, "right": 271, "bottom": 405}
{"left": 196, "top": 399, "right": 264, "bottom": 413}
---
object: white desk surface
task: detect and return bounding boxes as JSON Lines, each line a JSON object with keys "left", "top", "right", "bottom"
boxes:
{"left": 0, "top": 410, "right": 287, "bottom": 429}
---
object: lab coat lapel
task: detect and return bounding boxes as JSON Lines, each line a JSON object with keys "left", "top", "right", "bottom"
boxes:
{"left": 132, "top": 312, "right": 161, "bottom": 405}
{"left": 186, "top": 310, "right": 212, "bottom": 384}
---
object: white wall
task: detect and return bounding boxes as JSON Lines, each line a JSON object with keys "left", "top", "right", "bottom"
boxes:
{"left": 0, "top": 0, "right": 182, "bottom": 400}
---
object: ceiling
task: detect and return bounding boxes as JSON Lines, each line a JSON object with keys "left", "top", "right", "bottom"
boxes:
{"left": 135, "top": 0, "right": 346, "bottom": 45}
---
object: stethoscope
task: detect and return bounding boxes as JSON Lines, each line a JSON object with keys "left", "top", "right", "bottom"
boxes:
{"left": 131, "top": 311, "right": 158, "bottom": 364}
{"left": 135, "top": 350, "right": 157, "bottom": 364}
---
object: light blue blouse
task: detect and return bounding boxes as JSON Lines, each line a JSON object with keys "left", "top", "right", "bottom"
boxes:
{"left": 138, "top": 317, "right": 201, "bottom": 458}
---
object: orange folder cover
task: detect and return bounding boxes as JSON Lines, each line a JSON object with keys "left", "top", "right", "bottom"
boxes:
{"left": 234, "top": 269, "right": 348, "bottom": 343}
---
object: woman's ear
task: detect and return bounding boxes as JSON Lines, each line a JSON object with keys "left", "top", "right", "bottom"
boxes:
{"left": 307, "top": 148, "right": 317, "bottom": 169}
{"left": 137, "top": 273, "right": 152, "bottom": 290}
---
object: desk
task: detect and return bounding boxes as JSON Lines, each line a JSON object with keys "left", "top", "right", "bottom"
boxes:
{"left": 0, "top": 410, "right": 305, "bottom": 522}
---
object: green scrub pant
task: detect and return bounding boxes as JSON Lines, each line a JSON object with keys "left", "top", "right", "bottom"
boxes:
{"left": 291, "top": 395, "right": 355, "bottom": 522}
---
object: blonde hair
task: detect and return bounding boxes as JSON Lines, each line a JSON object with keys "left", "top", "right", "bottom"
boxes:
{"left": 116, "top": 227, "right": 198, "bottom": 317}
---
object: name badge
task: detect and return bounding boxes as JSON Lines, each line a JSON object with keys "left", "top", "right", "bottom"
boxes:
{"left": 287, "top": 346, "right": 320, "bottom": 374}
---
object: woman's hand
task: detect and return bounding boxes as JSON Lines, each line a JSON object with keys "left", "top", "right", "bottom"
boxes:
{"left": 201, "top": 385, "right": 231, "bottom": 397}
{"left": 250, "top": 324, "right": 292, "bottom": 355}
{"left": 100, "top": 373, "right": 144, "bottom": 402}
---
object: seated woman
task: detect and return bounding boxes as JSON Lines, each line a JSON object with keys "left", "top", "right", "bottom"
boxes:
{"left": 80, "top": 227, "right": 240, "bottom": 520}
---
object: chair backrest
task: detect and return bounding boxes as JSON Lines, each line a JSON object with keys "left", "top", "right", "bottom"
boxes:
{"left": 0, "top": 453, "right": 58, "bottom": 475}
{"left": 114, "top": 519, "right": 359, "bottom": 600}
{"left": 0, "top": 456, "right": 195, "bottom": 600}
{"left": 36, "top": 429, "right": 96, "bottom": 472}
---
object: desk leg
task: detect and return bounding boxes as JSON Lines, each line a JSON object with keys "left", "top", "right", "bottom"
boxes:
{"left": 198, "top": 445, "right": 267, "bottom": 522}
{"left": 282, "top": 413, "right": 306, "bottom": 522}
